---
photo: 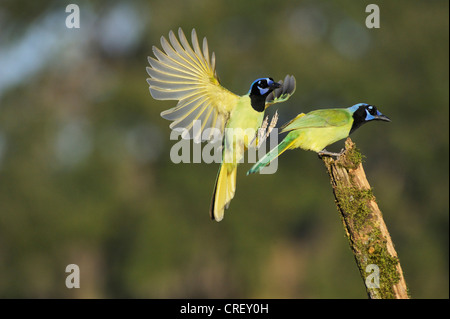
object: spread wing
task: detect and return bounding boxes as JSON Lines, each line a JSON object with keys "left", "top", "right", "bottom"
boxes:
{"left": 147, "top": 28, "right": 239, "bottom": 141}
{"left": 281, "top": 109, "right": 351, "bottom": 133}
{"left": 266, "top": 74, "right": 296, "bottom": 106}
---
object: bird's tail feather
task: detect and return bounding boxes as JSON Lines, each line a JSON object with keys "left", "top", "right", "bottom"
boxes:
{"left": 210, "top": 163, "right": 237, "bottom": 221}
{"left": 247, "top": 138, "right": 295, "bottom": 175}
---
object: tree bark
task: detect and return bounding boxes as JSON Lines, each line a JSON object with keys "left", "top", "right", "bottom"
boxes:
{"left": 321, "top": 138, "right": 409, "bottom": 299}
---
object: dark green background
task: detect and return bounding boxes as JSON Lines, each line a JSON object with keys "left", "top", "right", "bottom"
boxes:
{"left": 0, "top": 0, "right": 448, "bottom": 298}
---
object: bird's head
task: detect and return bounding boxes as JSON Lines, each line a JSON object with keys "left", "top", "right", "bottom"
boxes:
{"left": 248, "top": 77, "right": 281, "bottom": 112}
{"left": 349, "top": 103, "right": 391, "bottom": 134}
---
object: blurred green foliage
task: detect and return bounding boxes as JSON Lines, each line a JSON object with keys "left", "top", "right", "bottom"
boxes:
{"left": 0, "top": 0, "right": 448, "bottom": 298}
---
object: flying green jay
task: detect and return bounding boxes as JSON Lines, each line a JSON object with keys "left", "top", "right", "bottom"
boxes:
{"left": 146, "top": 28, "right": 296, "bottom": 221}
{"left": 247, "top": 103, "right": 391, "bottom": 175}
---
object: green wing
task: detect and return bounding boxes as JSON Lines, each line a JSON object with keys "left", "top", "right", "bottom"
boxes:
{"left": 265, "top": 75, "right": 296, "bottom": 106}
{"left": 281, "top": 108, "right": 351, "bottom": 133}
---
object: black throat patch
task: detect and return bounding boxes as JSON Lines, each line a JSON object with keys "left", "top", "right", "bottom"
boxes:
{"left": 350, "top": 106, "right": 367, "bottom": 135}
{"left": 249, "top": 94, "right": 266, "bottom": 112}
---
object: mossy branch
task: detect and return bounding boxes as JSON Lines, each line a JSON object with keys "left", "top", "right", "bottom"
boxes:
{"left": 321, "top": 138, "right": 409, "bottom": 299}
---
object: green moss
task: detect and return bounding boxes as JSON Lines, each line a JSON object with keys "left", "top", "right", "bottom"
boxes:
{"left": 333, "top": 186, "right": 400, "bottom": 299}
{"left": 334, "top": 186, "right": 374, "bottom": 232}
{"left": 361, "top": 232, "right": 401, "bottom": 299}
{"left": 338, "top": 143, "right": 365, "bottom": 170}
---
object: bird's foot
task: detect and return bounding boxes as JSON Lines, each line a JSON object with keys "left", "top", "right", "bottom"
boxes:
{"left": 318, "top": 148, "right": 344, "bottom": 158}
{"left": 249, "top": 111, "right": 279, "bottom": 148}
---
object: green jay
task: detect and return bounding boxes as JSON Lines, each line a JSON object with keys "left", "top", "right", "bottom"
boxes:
{"left": 146, "top": 28, "right": 296, "bottom": 221}
{"left": 247, "top": 103, "right": 391, "bottom": 175}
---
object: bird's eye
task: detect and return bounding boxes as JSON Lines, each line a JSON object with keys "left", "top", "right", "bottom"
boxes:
{"left": 259, "top": 80, "right": 269, "bottom": 88}
{"left": 367, "top": 105, "right": 377, "bottom": 115}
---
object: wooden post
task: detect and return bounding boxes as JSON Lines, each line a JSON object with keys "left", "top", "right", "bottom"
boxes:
{"left": 321, "top": 138, "right": 409, "bottom": 299}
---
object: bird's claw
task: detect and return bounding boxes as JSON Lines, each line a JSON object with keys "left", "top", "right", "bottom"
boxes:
{"left": 318, "top": 148, "right": 344, "bottom": 158}
{"left": 249, "top": 111, "right": 279, "bottom": 148}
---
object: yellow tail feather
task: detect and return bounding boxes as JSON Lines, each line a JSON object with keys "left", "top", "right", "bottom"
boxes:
{"left": 210, "top": 163, "right": 237, "bottom": 221}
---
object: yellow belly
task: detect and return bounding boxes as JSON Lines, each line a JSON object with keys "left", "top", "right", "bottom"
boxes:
{"left": 292, "top": 126, "right": 352, "bottom": 152}
{"left": 223, "top": 96, "right": 265, "bottom": 164}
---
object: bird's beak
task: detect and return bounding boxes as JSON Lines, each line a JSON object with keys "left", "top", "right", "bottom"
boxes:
{"left": 270, "top": 82, "right": 282, "bottom": 90}
{"left": 374, "top": 113, "right": 391, "bottom": 122}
